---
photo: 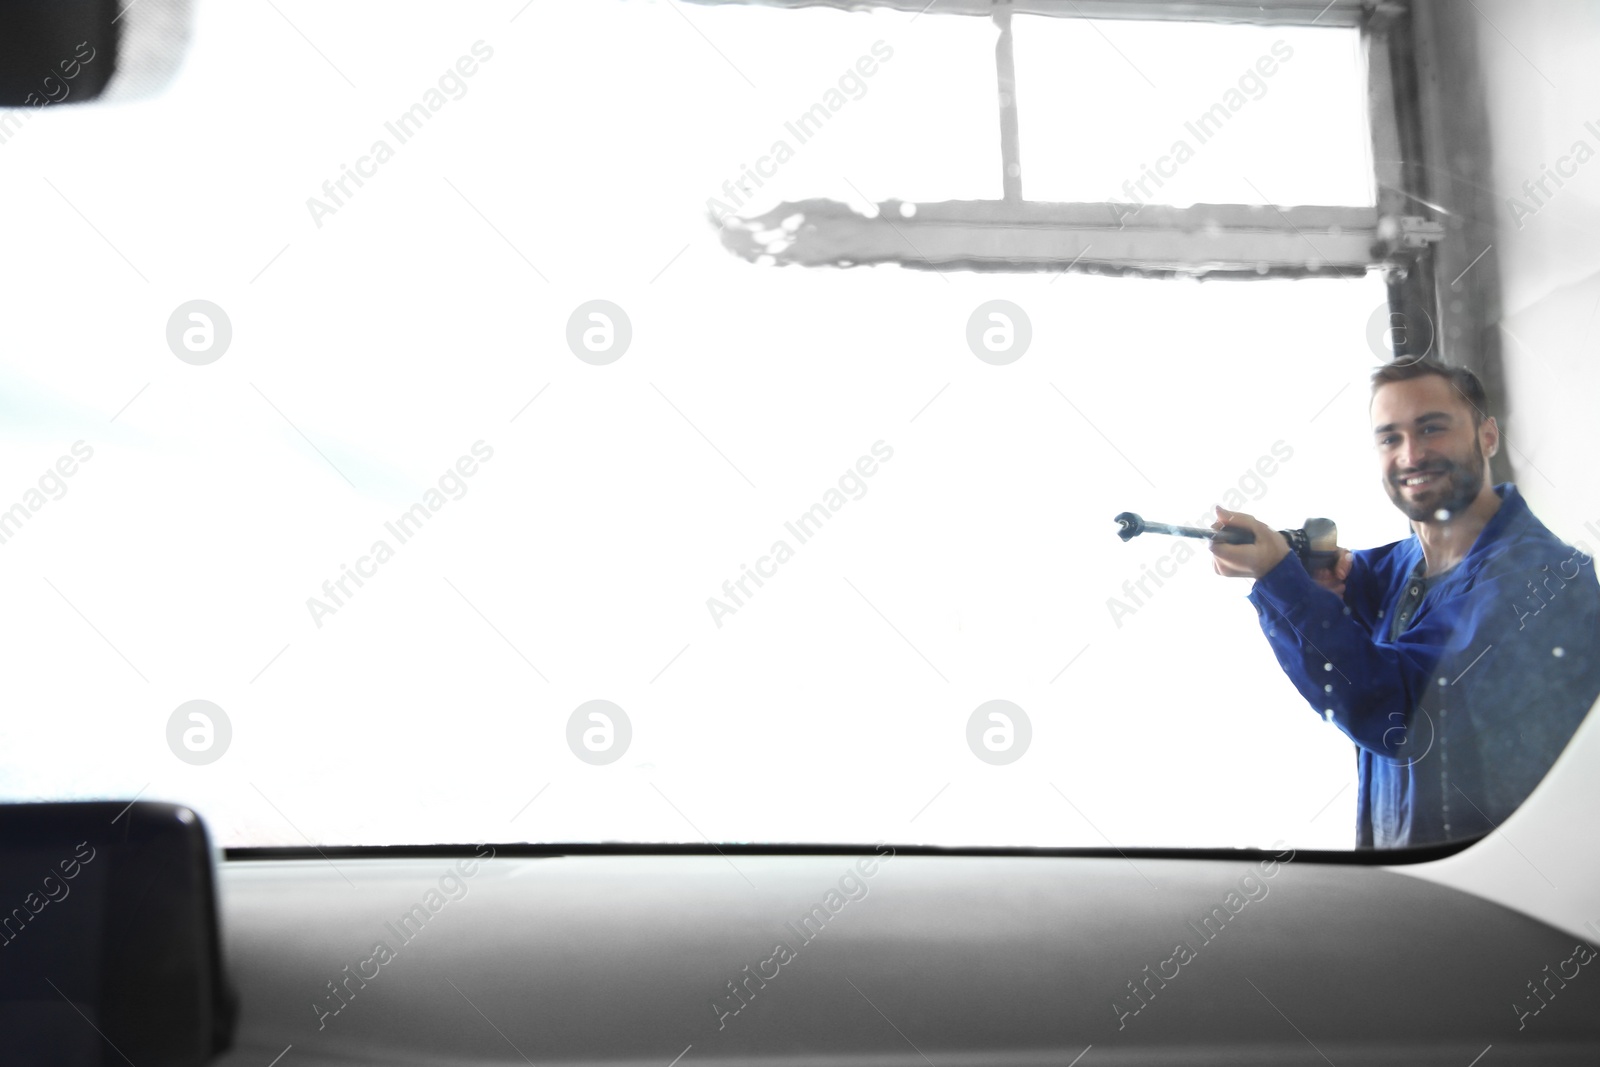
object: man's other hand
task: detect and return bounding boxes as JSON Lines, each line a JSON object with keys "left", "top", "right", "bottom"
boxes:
{"left": 1209, "top": 506, "right": 1292, "bottom": 579}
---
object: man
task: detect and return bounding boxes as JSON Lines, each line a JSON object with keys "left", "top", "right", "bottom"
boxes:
{"left": 1211, "top": 357, "right": 1600, "bottom": 848}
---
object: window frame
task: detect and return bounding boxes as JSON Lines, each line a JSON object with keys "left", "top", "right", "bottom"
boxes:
{"left": 701, "top": 0, "right": 1439, "bottom": 293}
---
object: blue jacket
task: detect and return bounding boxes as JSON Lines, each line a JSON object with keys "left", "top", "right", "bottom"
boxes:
{"left": 1247, "top": 484, "right": 1600, "bottom": 848}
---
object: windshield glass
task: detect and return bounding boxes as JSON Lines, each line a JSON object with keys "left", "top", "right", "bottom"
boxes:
{"left": 2, "top": 0, "right": 1594, "bottom": 851}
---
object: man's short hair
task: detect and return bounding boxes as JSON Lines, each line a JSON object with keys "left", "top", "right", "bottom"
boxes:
{"left": 1370, "top": 356, "right": 1489, "bottom": 427}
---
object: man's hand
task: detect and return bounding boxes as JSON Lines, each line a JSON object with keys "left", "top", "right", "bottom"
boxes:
{"left": 1209, "top": 506, "right": 1291, "bottom": 579}
{"left": 1312, "top": 547, "right": 1354, "bottom": 599}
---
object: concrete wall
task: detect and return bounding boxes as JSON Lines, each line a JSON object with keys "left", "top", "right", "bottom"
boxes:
{"left": 1398, "top": 0, "right": 1600, "bottom": 943}
{"left": 1468, "top": 0, "right": 1600, "bottom": 544}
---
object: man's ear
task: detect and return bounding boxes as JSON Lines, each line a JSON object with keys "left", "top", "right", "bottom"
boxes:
{"left": 1481, "top": 416, "right": 1500, "bottom": 458}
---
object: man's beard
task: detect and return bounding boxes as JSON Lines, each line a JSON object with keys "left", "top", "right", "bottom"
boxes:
{"left": 1385, "top": 436, "right": 1486, "bottom": 522}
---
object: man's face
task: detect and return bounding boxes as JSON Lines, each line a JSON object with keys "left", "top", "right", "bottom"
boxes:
{"left": 1371, "top": 374, "right": 1492, "bottom": 522}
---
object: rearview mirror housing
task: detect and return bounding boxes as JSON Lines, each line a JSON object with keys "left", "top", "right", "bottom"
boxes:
{"left": 0, "top": 801, "right": 234, "bottom": 1066}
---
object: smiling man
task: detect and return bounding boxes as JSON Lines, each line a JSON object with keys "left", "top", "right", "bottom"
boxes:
{"left": 1209, "top": 357, "right": 1600, "bottom": 848}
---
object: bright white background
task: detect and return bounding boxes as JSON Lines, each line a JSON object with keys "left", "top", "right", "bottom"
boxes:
{"left": 0, "top": 1, "right": 1398, "bottom": 848}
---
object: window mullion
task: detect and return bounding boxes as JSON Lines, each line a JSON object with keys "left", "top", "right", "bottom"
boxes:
{"left": 994, "top": 1, "right": 1024, "bottom": 202}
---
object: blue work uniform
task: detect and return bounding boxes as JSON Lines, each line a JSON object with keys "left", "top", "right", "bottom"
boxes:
{"left": 1247, "top": 484, "right": 1600, "bottom": 848}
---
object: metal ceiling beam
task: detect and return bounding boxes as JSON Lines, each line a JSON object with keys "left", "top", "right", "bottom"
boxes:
{"left": 685, "top": 0, "right": 1378, "bottom": 28}
{"left": 716, "top": 199, "right": 1384, "bottom": 278}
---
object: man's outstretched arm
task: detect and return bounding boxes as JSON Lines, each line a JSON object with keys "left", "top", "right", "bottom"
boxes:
{"left": 1209, "top": 506, "right": 1447, "bottom": 756}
